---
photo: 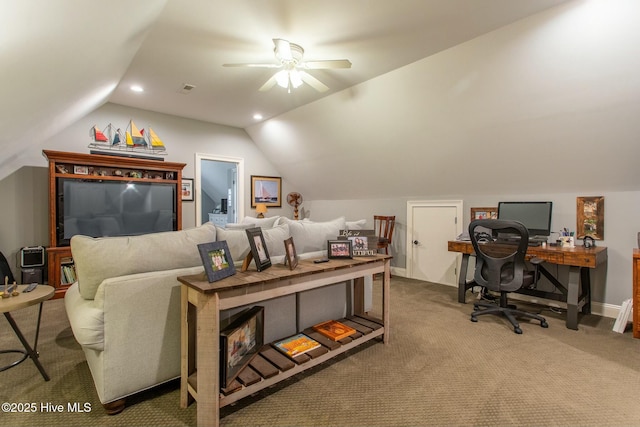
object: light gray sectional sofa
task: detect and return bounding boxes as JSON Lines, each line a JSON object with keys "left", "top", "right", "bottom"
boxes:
{"left": 64, "top": 216, "right": 371, "bottom": 413}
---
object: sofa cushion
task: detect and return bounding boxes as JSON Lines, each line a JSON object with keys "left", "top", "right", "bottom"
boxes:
{"left": 280, "top": 217, "right": 346, "bottom": 253}
{"left": 72, "top": 222, "right": 217, "bottom": 300}
{"left": 216, "top": 223, "right": 291, "bottom": 262}
{"left": 346, "top": 219, "right": 367, "bottom": 230}
{"left": 240, "top": 216, "right": 281, "bottom": 228}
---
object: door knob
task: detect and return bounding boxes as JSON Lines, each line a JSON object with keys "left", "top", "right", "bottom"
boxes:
{"left": 413, "top": 240, "right": 419, "bottom": 245}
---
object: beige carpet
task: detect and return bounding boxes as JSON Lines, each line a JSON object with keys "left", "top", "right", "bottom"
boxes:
{"left": 2, "top": 277, "right": 640, "bottom": 427}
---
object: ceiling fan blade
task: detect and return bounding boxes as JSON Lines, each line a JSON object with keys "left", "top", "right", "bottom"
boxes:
{"left": 223, "top": 63, "right": 281, "bottom": 68}
{"left": 273, "top": 38, "right": 292, "bottom": 61}
{"left": 304, "top": 59, "right": 352, "bottom": 69}
{"left": 299, "top": 71, "right": 329, "bottom": 92}
{"left": 258, "top": 74, "right": 279, "bottom": 92}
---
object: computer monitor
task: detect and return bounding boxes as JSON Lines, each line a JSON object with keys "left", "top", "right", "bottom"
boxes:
{"left": 497, "top": 201, "right": 553, "bottom": 237}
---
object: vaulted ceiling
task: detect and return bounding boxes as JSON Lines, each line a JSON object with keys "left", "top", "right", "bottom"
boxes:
{"left": 1, "top": 0, "right": 571, "bottom": 184}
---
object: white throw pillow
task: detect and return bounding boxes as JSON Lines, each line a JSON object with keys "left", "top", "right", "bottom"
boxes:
{"left": 240, "top": 216, "right": 280, "bottom": 228}
{"left": 215, "top": 223, "right": 291, "bottom": 261}
{"left": 280, "top": 217, "right": 346, "bottom": 253}
{"left": 346, "top": 219, "right": 367, "bottom": 230}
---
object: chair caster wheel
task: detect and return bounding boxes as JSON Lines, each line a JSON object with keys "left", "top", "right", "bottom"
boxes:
{"left": 514, "top": 327, "right": 523, "bottom": 334}
{"left": 541, "top": 321, "right": 549, "bottom": 328}
{"left": 470, "top": 317, "right": 478, "bottom": 323}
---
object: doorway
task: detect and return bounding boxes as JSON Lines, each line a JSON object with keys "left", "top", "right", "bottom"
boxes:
{"left": 195, "top": 153, "right": 244, "bottom": 226}
{"left": 406, "top": 200, "right": 462, "bottom": 286}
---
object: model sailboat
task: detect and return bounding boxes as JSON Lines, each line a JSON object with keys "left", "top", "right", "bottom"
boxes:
{"left": 88, "top": 121, "right": 167, "bottom": 157}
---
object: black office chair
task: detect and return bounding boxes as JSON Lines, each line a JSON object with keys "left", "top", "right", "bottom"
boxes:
{"left": 469, "top": 219, "right": 548, "bottom": 334}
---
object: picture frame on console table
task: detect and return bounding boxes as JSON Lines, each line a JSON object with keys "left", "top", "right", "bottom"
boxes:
{"left": 338, "top": 229, "right": 376, "bottom": 256}
{"left": 246, "top": 227, "right": 272, "bottom": 271}
{"left": 220, "top": 306, "right": 264, "bottom": 388}
{"left": 250, "top": 175, "right": 281, "bottom": 208}
{"left": 197, "top": 241, "right": 236, "bottom": 282}
{"left": 283, "top": 237, "right": 298, "bottom": 270}
{"left": 327, "top": 240, "right": 353, "bottom": 259}
{"left": 577, "top": 196, "right": 604, "bottom": 240}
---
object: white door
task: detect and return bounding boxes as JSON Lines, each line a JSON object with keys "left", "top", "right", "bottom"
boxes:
{"left": 407, "top": 201, "right": 462, "bottom": 286}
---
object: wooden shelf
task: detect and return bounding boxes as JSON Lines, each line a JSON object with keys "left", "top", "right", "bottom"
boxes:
{"left": 42, "top": 150, "right": 186, "bottom": 296}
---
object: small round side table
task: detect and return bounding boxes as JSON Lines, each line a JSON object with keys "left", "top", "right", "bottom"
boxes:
{"left": 0, "top": 284, "right": 54, "bottom": 381}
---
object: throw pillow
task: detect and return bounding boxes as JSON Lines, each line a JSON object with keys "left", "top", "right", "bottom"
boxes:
{"left": 280, "top": 217, "right": 346, "bottom": 253}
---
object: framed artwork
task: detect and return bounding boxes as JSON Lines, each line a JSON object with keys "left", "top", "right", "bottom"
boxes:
{"left": 577, "top": 196, "right": 604, "bottom": 239}
{"left": 251, "top": 175, "right": 282, "bottom": 208}
{"left": 246, "top": 227, "right": 272, "bottom": 271}
{"left": 327, "top": 240, "right": 353, "bottom": 259}
{"left": 181, "top": 178, "right": 194, "bottom": 201}
{"left": 220, "top": 306, "right": 264, "bottom": 388}
{"left": 471, "top": 207, "right": 497, "bottom": 220}
{"left": 197, "top": 241, "right": 236, "bottom": 283}
{"left": 284, "top": 237, "right": 298, "bottom": 270}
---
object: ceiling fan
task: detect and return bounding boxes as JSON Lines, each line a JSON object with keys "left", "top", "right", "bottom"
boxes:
{"left": 223, "top": 38, "right": 351, "bottom": 93}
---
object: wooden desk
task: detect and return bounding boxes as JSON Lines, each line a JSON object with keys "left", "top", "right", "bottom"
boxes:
{"left": 179, "top": 255, "right": 391, "bottom": 427}
{"left": 448, "top": 241, "right": 607, "bottom": 330}
{"left": 633, "top": 249, "right": 640, "bottom": 338}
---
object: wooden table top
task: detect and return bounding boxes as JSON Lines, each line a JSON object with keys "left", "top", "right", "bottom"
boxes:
{"left": 0, "top": 285, "right": 55, "bottom": 313}
{"left": 178, "top": 255, "right": 391, "bottom": 294}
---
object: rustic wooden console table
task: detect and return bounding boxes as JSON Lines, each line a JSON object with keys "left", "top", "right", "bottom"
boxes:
{"left": 178, "top": 255, "right": 391, "bottom": 427}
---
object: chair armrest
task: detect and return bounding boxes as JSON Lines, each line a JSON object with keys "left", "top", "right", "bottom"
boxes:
{"left": 529, "top": 257, "right": 545, "bottom": 266}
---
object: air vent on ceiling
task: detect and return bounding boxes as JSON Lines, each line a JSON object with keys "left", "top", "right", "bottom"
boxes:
{"left": 178, "top": 83, "right": 196, "bottom": 94}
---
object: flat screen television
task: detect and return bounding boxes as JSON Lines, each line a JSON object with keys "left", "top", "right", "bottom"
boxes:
{"left": 56, "top": 178, "right": 177, "bottom": 246}
{"left": 497, "top": 201, "right": 553, "bottom": 238}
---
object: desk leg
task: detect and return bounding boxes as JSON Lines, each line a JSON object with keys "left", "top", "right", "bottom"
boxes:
{"left": 3, "top": 304, "right": 49, "bottom": 381}
{"left": 581, "top": 267, "right": 592, "bottom": 315}
{"left": 566, "top": 266, "right": 582, "bottom": 330}
{"left": 458, "top": 254, "right": 470, "bottom": 304}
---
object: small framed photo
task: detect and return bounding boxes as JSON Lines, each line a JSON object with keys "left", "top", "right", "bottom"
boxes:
{"left": 250, "top": 175, "right": 282, "bottom": 208}
{"left": 246, "top": 227, "right": 272, "bottom": 271}
{"left": 284, "top": 237, "right": 298, "bottom": 270}
{"left": 220, "top": 306, "right": 264, "bottom": 388}
{"left": 338, "top": 229, "right": 377, "bottom": 256}
{"left": 181, "top": 178, "right": 194, "bottom": 202}
{"left": 327, "top": 240, "right": 353, "bottom": 259}
{"left": 74, "top": 165, "right": 89, "bottom": 175}
{"left": 471, "top": 207, "right": 497, "bottom": 220}
{"left": 197, "top": 241, "right": 236, "bottom": 283}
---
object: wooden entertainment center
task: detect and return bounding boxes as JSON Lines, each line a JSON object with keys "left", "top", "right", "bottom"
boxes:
{"left": 42, "top": 150, "right": 185, "bottom": 298}
{"left": 179, "top": 255, "right": 391, "bottom": 427}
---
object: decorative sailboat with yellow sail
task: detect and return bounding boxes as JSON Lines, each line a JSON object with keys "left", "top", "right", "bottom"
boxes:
{"left": 125, "top": 120, "right": 147, "bottom": 148}
{"left": 145, "top": 127, "right": 167, "bottom": 153}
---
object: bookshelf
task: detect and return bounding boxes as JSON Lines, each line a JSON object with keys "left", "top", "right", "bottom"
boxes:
{"left": 43, "top": 150, "right": 186, "bottom": 299}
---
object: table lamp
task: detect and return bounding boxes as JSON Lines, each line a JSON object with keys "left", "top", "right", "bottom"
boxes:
{"left": 256, "top": 203, "right": 267, "bottom": 218}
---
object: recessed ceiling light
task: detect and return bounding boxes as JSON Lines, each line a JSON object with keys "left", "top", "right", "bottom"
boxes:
{"left": 130, "top": 85, "right": 144, "bottom": 93}
{"left": 253, "top": 114, "right": 263, "bottom": 120}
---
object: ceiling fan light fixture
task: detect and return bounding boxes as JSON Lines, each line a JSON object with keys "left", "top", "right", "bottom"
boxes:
{"left": 275, "top": 70, "right": 289, "bottom": 89}
{"left": 289, "top": 70, "right": 303, "bottom": 88}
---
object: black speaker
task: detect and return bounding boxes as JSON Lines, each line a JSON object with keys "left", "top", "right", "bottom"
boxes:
{"left": 21, "top": 268, "right": 43, "bottom": 284}
{"left": 20, "top": 246, "right": 46, "bottom": 268}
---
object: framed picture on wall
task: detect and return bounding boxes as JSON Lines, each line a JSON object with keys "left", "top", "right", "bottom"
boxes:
{"left": 181, "top": 178, "right": 194, "bottom": 201}
{"left": 577, "top": 196, "right": 604, "bottom": 239}
{"left": 250, "top": 175, "right": 281, "bottom": 208}
{"left": 470, "top": 207, "right": 497, "bottom": 220}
